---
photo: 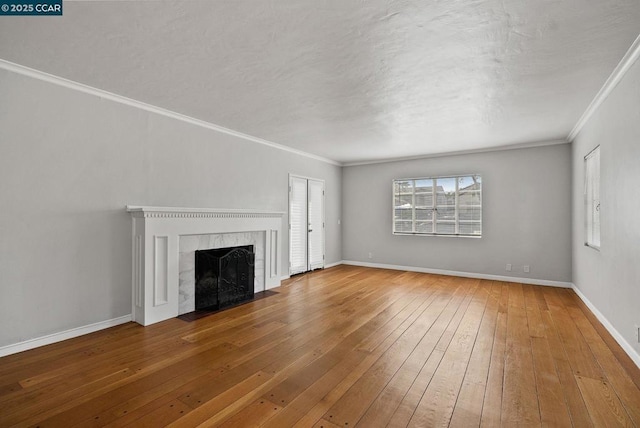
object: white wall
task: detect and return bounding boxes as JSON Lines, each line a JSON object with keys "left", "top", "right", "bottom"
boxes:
{"left": 571, "top": 58, "right": 640, "bottom": 358}
{"left": 0, "top": 68, "right": 342, "bottom": 348}
{"left": 342, "top": 144, "right": 572, "bottom": 283}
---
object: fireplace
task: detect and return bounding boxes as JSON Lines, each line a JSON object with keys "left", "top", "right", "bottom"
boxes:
{"left": 126, "top": 206, "right": 283, "bottom": 326}
{"left": 195, "top": 245, "right": 255, "bottom": 310}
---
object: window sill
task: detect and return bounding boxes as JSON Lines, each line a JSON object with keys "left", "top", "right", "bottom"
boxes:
{"left": 393, "top": 232, "right": 482, "bottom": 239}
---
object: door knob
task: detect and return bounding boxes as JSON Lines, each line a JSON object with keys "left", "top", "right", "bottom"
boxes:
{"left": 308, "top": 229, "right": 313, "bottom": 232}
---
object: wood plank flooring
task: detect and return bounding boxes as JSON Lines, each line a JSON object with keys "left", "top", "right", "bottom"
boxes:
{"left": 1, "top": 265, "right": 639, "bottom": 427}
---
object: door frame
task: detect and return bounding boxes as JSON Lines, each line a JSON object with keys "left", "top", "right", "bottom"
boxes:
{"left": 288, "top": 174, "right": 325, "bottom": 275}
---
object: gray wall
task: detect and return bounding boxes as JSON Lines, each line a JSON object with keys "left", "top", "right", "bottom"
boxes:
{"left": 571, "top": 58, "right": 640, "bottom": 356}
{"left": 343, "top": 144, "right": 572, "bottom": 283}
{"left": 0, "top": 68, "right": 342, "bottom": 348}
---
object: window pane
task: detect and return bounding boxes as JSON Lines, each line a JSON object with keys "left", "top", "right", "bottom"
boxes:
{"left": 459, "top": 222, "right": 482, "bottom": 235}
{"left": 435, "top": 177, "right": 456, "bottom": 193}
{"left": 435, "top": 222, "right": 455, "bottom": 234}
{"left": 459, "top": 190, "right": 481, "bottom": 205}
{"left": 416, "top": 221, "right": 433, "bottom": 233}
{"left": 435, "top": 177, "right": 456, "bottom": 207}
{"left": 436, "top": 206, "right": 455, "bottom": 220}
{"left": 415, "top": 208, "right": 433, "bottom": 221}
{"left": 395, "top": 194, "right": 413, "bottom": 208}
{"left": 459, "top": 176, "right": 482, "bottom": 206}
{"left": 415, "top": 193, "right": 433, "bottom": 207}
{"left": 459, "top": 206, "right": 481, "bottom": 221}
{"left": 458, "top": 175, "right": 481, "bottom": 189}
{"left": 458, "top": 175, "right": 474, "bottom": 189}
{"left": 394, "top": 208, "right": 412, "bottom": 221}
{"left": 414, "top": 179, "right": 432, "bottom": 192}
{"left": 394, "top": 221, "right": 412, "bottom": 233}
{"left": 394, "top": 180, "right": 413, "bottom": 194}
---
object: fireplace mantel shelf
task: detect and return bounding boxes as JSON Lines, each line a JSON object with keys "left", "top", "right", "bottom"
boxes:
{"left": 126, "top": 206, "right": 285, "bottom": 219}
{"left": 126, "top": 205, "right": 284, "bottom": 326}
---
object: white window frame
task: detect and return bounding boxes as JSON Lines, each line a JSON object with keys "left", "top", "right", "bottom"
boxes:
{"left": 392, "top": 174, "right": 482, "bottom": 238}
{"left": 584, "top": 146, "right": 600, "bottom": 250}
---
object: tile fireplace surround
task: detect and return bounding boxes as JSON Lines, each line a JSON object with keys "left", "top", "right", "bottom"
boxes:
{"left": 126, "top": 206, "right": 284, "bottom": 326}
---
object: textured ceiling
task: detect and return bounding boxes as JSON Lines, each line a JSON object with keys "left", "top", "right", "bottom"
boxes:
{"left": 1, "top": 1, "right": 639, "bottom": 163}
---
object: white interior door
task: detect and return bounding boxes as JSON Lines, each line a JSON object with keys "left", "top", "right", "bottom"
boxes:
{"left": 289, "top": 176, "right": 325, "bottom": 275}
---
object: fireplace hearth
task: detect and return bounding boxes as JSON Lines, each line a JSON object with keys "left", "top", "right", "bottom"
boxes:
{"left": 195, "top": 245, "right": 255, "bottom": 311}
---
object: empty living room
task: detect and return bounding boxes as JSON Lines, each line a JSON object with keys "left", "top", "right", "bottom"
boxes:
{"left": 1, "top": 1, "right": 640, "bottom": 427}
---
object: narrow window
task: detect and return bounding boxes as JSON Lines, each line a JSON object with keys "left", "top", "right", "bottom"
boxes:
{"left": 584, "top": 146, "right": 601, "bottom": 249}
{"left": 393, "top": 175, "right": 482, "bottom": 237}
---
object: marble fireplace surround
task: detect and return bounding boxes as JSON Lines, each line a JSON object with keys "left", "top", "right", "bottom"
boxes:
{"left": 126, "top": 206, "right": 284, "bottom": 326}
{"left": 178, "top": 231, "right": 265, "bottom": 316}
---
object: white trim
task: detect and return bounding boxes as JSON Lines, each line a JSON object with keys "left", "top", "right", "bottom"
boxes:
{"left": 571, "top": 285, "right": 640, "bottom": 369}
{"left": 288, "top": 174, "right": 326, "bottom": 182}
{"left": 324, "top": 261, "right": 343, "bottom": 269}
{"left": 281, "top": 262, "right": 342, "bottom": 278}
{"left": 567, "top": 33, "right": 640, "bottom": 142}
{"left": 0, "top": 315, "right": 132, "bottom": 358}
{"left": 0, "top": 59, "right": 340, "bottom": 166}
{"left": 126, "top": 205, "right": 284, "bottom": 219}
{"left": 343, "top": 139, "right": 568, "bottom": 167}
{"left": 341, "top": 260, "right": 573, "bottom": 288}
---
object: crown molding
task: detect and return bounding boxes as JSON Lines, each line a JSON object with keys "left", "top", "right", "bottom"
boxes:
{"left": 0, "top": 59, "right": 341, "bottom": 166}
{"left": 8, "top": 29, "right": 639, "bottom": 167}
{"left": 567, "top": 33, "right": 640, "bottom": 142}
{"left": 342, "top": 139, "right": 569, "bottom": 167}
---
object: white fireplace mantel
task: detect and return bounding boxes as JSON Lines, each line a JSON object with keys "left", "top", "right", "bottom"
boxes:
{"left": 126, "top": 205, "right": 284, "bottom": 326}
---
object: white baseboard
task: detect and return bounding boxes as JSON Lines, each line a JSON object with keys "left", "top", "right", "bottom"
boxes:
{"left": 571, "top": 285, "right": 640, "bottom": 369}
{"left": 341, "top": 260, "right": 573, "bottom": 288}
{"left": 280, "top": 261, "right": 345, "bottom": 281}
{"left": 324, "top": 261, "right": 343, "bottom": 269}
{"left": 0, "top": 315, "right": 132, "bottom": 358}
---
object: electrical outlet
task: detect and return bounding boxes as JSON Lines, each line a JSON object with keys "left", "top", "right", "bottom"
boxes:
{"left": 524, "top": 265, "right": 530, "bottom": 273}
{"left": 368, "top": 252, "right": 373, "bottom": 259}
{"left": 506, "top": 264, "right": 512, "bottom": 272}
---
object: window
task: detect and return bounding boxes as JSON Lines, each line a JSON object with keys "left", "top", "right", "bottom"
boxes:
{"left": 584, "top": 146, "right": 600, "bottom": 249}
{"left": 393, "top": 174, "right": 482, "bottom": 237}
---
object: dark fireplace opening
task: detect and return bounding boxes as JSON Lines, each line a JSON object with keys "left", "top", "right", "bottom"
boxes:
{"left": 195, "top": 245, "right": 255, "bottom": 311}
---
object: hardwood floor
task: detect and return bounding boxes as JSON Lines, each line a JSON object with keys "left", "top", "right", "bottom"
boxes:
{"left": 1, "top": 265, "right": 639, "bottom": 427}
